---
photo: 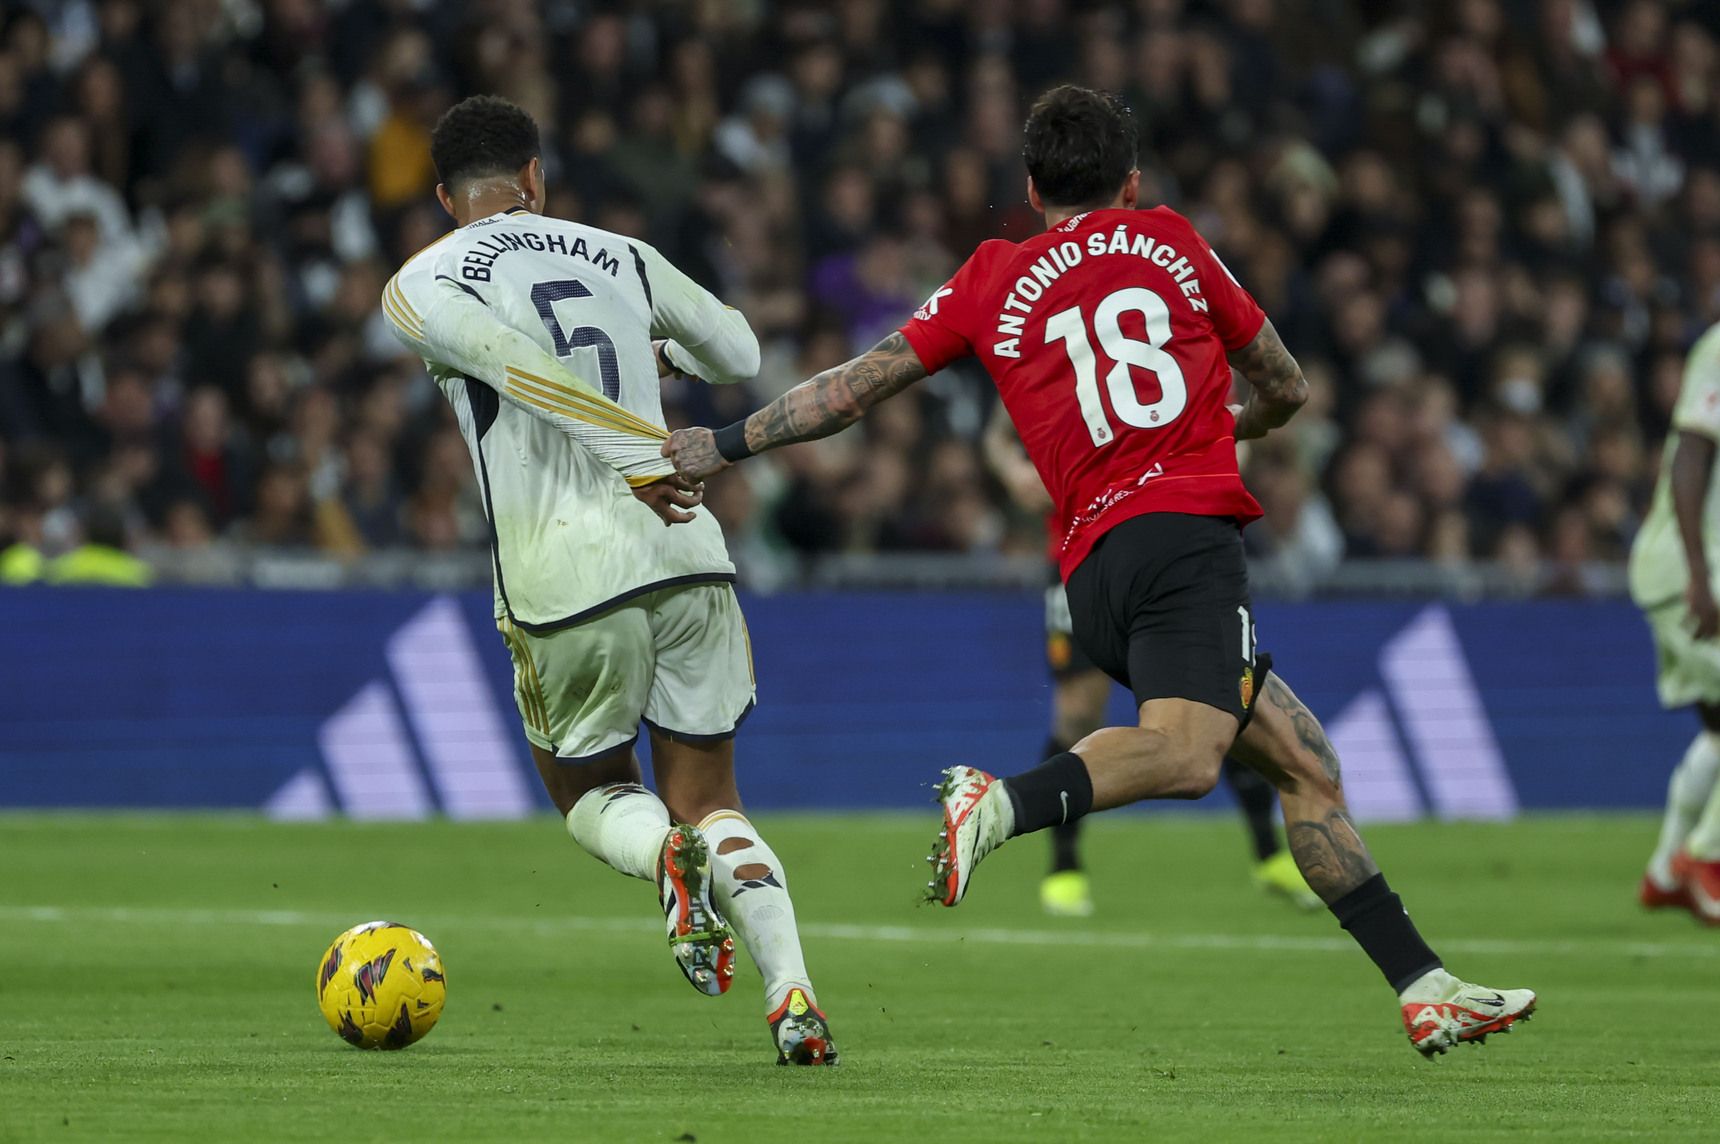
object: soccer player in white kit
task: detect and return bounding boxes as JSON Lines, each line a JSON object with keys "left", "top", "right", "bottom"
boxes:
{"left": 1631, "top": 320, "right": 1720, "bottom": 925}
{"left": 382, "top": 96, "right": 836, "bottom": 1063}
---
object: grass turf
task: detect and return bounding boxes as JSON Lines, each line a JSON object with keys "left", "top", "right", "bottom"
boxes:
{"left": 0, "top": 813, "right": 1716, "bottom": 1142}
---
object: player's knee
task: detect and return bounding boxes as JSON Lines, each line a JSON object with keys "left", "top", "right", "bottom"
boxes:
{"left": 1169, "top": 746, "right": 1226, "bottom": 799}
{"left": 1154, "top": 731, "right": 1227, "bottom": 800}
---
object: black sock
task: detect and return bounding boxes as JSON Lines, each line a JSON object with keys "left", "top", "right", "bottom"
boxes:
{"left": 1002, "top": 751, "right": 1093, "bottom": 837}
{"left": 1222, "top": 760, "right": 1280, "bottom": 862}
{"left": 1040, "top": 737, "right": 1083, "bottom": 872}
{"left": 1049, "top": 820, "right": 1082, "bottom": 873}
{"left": 1329, "top": 874, "right": 1443, "bottom": 993}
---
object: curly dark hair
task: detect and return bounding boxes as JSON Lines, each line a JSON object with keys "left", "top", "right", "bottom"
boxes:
{"left": 430, "top": 95, "right": 540, "bottom": 190}
{"left": 1022, "top": 85, "right": 1138, "bottom": 210}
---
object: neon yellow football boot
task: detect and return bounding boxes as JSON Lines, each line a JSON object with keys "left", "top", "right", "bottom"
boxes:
{"left": 1040, "top": 869, "right": 1095, "bottom": 917}
{"left": 1253, "top": 849, "right": 1322, "bottom": 910}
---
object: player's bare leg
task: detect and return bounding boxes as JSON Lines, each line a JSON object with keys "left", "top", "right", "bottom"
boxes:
{"left": 652, "top": 730, "right": 836, "bottom": 1065}
{"left": 1642, "top": 703, "right": 1720, "bottom": 916}
{"left": 1071, "top": 698, "right": 1238, "bottom": 805}
{"left": 928, "top": 697, "right": 1235, "bottom": 907}
{"left": 544, "top": 742, "right": 737, "bottom": 1000}
{"left": 1231, "top": 675, "right": 1537, "bottom": 1055}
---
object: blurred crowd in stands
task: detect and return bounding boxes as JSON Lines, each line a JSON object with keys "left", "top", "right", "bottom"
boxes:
{"left": 0, "top": 0, "right": 1717, "bottom": 590}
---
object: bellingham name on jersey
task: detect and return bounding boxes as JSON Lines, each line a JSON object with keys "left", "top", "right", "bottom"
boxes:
{"left": 454, "top": 220, "right": 624, "bottom": 283}
{"left": 901, "top": 207, "right": 1264, "bottom": 580}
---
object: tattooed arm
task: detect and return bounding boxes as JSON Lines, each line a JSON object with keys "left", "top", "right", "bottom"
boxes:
{"left": 661, "top": 332, "right": 929, "bottom": 480}
{"left": 1227, "top": 318, "right": 1309, "bottom": 442}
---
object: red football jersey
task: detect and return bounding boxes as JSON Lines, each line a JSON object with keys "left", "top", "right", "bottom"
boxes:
{"left": 901, "top": 207, "right": 1265, "bottom": 580}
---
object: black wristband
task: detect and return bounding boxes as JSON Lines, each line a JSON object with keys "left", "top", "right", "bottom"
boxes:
{"left": 713, "top": 421, "right": 753, "bottom": 463}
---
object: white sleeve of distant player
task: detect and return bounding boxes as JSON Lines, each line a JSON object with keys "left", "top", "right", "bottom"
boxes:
{"left": 1674, "top": 333, "right": 1720, "bottom": 441}
{"left": 635, "top": 242, "right": 760, "bottom": 385}
{"left": 382, "top": 272, "right": 675, "bottom": 486}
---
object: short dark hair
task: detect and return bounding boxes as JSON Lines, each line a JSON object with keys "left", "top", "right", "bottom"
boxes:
{"left": 1022, "top": 85, "right": 1137, "bottom": 209}
{"left": 430, "top": 95, "right": 540, "bottom": 190}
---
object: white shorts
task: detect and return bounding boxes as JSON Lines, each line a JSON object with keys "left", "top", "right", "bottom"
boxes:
{"left": 1645, "top": 600, "right": 1720, "bottom": 709}
{"left": 497, "top": 583, "right": 756, "bottom": 760}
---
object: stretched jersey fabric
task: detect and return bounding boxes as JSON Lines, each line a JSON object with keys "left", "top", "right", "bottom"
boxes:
{"left": 900, "top": 207, "right": 1265, "bottom": 580}
{"left": 1630, "top": 321, "right": 1720, "bottom": 609}
{"left": 385, "top": 209, "right": 757, "bottom": 631}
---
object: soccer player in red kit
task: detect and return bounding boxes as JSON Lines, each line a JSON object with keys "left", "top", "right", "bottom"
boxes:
{"left": 663, "top": 85, "right": 1537, "bottom": 1058}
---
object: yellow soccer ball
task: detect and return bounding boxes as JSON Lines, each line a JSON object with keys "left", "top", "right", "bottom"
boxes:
{"left": 315, "top": 921, "right": 447, "bottom": 1050}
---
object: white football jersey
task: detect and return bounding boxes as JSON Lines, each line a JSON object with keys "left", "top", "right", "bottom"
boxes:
{"left": 385, "top": 209, "right": 759, "bottom": 630}
{"left": 1631, "top": 321, "right": 1720, "bottom": 610}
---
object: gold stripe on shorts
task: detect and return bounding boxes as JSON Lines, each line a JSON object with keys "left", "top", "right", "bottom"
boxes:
{"left": 499, "top": 618, "right": 548, "bottom": 735}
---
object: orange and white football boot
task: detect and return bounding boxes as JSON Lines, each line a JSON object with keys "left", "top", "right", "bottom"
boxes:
{"left": 1400, "top": 970, "right": 1537, "bottom": 1057}
{"left": 657, "top": 825, "right": 735, "bottom": 996}
{"left": 767, "top": 986, "right": 839, "bottom": 1066}
{"left": 926, "top": 765, "right": 1015, "bottom": 907}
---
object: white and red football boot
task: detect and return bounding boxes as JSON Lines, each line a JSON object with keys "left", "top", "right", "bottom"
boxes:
{"left": 1639, "top": 869, "right": 1693, "bottom": 912}
{"left": 1672, "top": 850, "right": 1720, "bottom": 925}
{"left": 1400, "top": 970, "right": 1537, "bottom": 1057}
{"left": 926, "top": 765, "right": 1015, "bottom": 907}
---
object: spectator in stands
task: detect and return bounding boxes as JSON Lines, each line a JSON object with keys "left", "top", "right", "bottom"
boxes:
{"left": 43, "top": 500, "right": 150, "bottom": 587}
{"left": 0, "top": 0, "right": 1716, "bottom": 597}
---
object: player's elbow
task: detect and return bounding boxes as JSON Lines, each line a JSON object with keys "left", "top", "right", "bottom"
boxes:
{"left": 1672, "top": 431, "right": 1718, "bottom": 491}
{"left": 705, "top": 315, "right": 761, "bottom": 383}
{"left": 1261, "top": 373, "right": 1308, "bottom": 426}
{"left": 729, "top": 337, "right": 761, "bottom": 382}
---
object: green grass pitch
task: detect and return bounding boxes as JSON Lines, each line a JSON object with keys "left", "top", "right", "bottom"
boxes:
{"left": 1, "top": 813, "right": 1716, "bottom": 1142}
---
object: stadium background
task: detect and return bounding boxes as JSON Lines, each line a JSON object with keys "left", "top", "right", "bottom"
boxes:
{"left": 6, "top": 5, "right": 1720, "bottom": 1141}
{"left": 0, "top": 0, "right": 1717, "bottom": 817}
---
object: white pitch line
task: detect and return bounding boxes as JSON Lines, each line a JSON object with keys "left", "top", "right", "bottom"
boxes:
{"left": 0, "top": 903, "right": 1715, "bottom": 962}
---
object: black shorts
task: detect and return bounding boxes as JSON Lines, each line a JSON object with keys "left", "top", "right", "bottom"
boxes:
{"left": 1064, "top": 513, "right": 1270, "bottom": 723}
{"left": 1043, "top": 564, "right": 1099, "bottom": 679}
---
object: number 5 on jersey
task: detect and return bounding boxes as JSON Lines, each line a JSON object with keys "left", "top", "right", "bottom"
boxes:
{"left": 532, "top": 279, "right": 622, "bottom": 401}
{"left": 1046, "top": 286, "right": 1187, "bottom": 447}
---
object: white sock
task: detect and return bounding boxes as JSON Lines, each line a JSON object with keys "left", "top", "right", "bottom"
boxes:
{"left": 1649, "top": 733, "right": 1720, "bottom": 882}
{"left": 1685, "top": 746, "right": 1720, "bottom": 862}
{"left": 566, "top": 783, "right": 672, "bottom": 882}
{"left": 699, "top": 810, "right": 813, "bottom": 1012}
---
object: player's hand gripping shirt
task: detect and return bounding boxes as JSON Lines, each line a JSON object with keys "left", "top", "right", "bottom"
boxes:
{"left": 385, "top": 210, "right": 757, "bottom": 630}
{"left": 900, "top": 207, "right": 1265, "bottom": 580}
{"left": 1630, "top": 322, "right": 1720, "bottom": 609}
